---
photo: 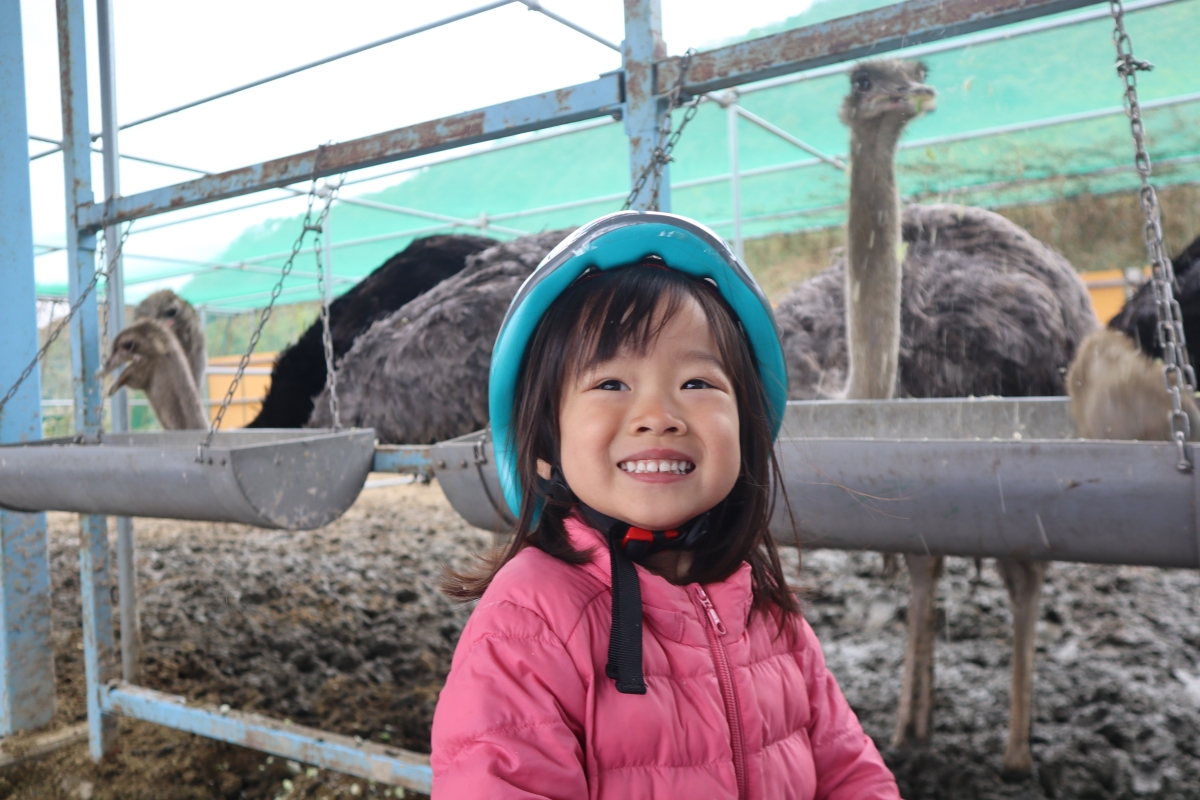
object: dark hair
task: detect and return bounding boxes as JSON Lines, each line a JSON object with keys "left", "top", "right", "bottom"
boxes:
{"left": 446, "top": 264, "right": 799, "bottom": 622}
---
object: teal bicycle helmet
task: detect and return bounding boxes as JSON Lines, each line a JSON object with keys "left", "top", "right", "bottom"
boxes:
{"left": 489, "top": 210, "right": 789, "bottom": 517}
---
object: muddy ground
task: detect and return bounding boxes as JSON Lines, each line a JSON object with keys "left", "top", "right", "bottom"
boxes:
{"left": 5, "top": 479, "right": 1200, "bottom": 799}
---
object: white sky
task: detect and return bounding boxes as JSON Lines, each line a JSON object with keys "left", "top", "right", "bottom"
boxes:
{"left": 20, "top": 0, "right": 814, "bottom": 292}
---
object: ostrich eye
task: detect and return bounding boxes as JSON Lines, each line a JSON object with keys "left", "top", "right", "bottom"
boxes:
{"left": 853, "top": 73, "right": 872, "bottom": 92}
{"left": 122, "top": 341, "right": 133, "bottom": 351}
{"left": 163, "top": 307, "right": 178, "bottom": 317}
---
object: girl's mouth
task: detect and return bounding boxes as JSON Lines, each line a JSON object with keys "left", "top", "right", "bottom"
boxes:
{"left": 618, "top": 459, "right": 695, "bottom": 475}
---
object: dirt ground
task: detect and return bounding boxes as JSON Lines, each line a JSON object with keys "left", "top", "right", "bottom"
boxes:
{"left": 6, "top": 479, "right": 1200, "bottom": 799}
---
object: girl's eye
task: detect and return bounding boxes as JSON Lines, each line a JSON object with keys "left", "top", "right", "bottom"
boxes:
{"left": 596, "top": 379, "right": 629, "bottom": 391}
{"left": 683, "top": 378, "right": 715, "bottom": 390}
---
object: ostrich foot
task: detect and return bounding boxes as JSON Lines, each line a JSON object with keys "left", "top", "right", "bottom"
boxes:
{"left": 998, "top": 557, "right": 1047, "bottom": 780}
{"left": 892, "top": 553, "right": 944, "bottom": 748}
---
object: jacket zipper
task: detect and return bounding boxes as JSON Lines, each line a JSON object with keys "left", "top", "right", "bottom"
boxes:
{"left": 695, "top": 585, "right": 747, "bottom": 800}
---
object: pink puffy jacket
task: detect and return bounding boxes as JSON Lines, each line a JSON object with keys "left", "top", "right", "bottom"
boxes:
{"left": 431, "top": 517, "right": 899, "bottom": 799}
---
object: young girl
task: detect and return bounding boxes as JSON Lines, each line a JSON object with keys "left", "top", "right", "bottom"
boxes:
{"left": 431, "top": 212, "right": 899, "bottom": 799}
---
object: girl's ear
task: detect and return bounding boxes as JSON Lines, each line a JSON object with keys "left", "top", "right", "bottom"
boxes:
{"left": 536, "top": 459, "right": 552, "bottom": 480}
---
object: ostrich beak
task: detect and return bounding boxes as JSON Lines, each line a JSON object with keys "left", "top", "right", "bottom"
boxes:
{"left": 909, "top": 85, "right": 937, "bottom": 114}
{"left": 100, "top": 350, "right": 137, "bottom": 394}
{"left": 100, "top": 349, "right": 128, "bottom": 376}
{"left": 105, "top": 359, "right": 140, "bottom": 395}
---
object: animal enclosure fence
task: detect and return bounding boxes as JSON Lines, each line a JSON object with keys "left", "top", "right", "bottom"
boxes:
{"left": 2, "top": 0, "right": 1199, "bottom": 793}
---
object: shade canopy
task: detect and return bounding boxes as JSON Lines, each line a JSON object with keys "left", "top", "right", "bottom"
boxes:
{"left": 35, "top": 0, "right": 1200, "bottom": 311}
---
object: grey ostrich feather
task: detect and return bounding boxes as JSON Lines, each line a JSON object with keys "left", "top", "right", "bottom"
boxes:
{"left": 308, "top": 230, "right": 572, "bottom": 443}
{"left": 776, "top": 203, "right": 1099, "bottom": 400}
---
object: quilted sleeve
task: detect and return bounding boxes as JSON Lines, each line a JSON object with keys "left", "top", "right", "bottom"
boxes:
{"left": 430, "top": 598, "right": 589, "bottom": 800}
{"left": 797, "top": 616, "right": 901, "bottom": 800}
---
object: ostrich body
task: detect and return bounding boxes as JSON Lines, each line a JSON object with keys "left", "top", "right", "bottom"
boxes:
{"left": 134, "top": 290, "right": 207, "bottom": 389}
{"left": 778, "top": 204, "right": 1098, "bottom": 400}
{"left": 249, "top": 234, "right": 494, "bottom": 429}
{"left": 103, "top": 319, "right": 208, "bottom": 430}
{"left": 1069, "top": 329, "right": 1200, "bottom": 440}
{"left": 1077, "top": 234, "right": 1200, "bottom": 442}
{"left": 775, "top": 60, "right": 1098, "bottom": 777}
{"left": 308, "top": 231, "right": 571, "bottom": 443}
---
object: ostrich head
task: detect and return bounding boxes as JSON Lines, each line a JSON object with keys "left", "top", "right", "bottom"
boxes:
{"left": 102, "top": 319, "right": 176, "bottom": 395}
{"left": 840, "top": 59, "right": 936, "bottom": 128}
{"left": 135, "top": 289, "right": 195, "bottom": 332}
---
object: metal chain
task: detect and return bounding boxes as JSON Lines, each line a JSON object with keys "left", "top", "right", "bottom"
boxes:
{"left": 622, "top": 48, "right": 702, "bottom": 212}
{"left": 0, "top": 222, "right": 133, "bottom": 418}
{"left": 312, "top": 175, "right": 345, "bottom": 431}
{"left": 1109, "top": 0, "right": 1195, "bottom": 472}
{"left": 199, "top": 177, "right": 333, "bottom": 458}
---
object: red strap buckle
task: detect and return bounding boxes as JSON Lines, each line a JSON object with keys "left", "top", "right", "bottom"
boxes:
{"left": 621, "top": 527, "right": 679, "bottom": 548}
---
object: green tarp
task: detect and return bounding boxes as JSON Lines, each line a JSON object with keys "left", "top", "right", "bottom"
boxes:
{"left": 49, "top": 0, "right": 1200, "bottom": 310}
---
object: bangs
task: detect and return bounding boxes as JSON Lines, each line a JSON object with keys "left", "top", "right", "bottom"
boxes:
{"left": 560, "top": 266, "right": 732, "bottom": 383}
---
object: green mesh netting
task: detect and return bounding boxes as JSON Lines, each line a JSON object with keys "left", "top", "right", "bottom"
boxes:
{"left": 51, "top": 0, "right": 1200, "bottom": 310}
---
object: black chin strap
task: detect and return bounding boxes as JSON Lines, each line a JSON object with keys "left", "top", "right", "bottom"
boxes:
{"left": 576, "top": 503, "right": 710, "bottom": 696}
{"left": 540, "top": 466, "right": 710, "bottom": 695}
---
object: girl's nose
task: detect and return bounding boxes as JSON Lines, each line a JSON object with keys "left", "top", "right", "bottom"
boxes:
{"left": 630, "top": 393, "right": 687, "bottom": 436}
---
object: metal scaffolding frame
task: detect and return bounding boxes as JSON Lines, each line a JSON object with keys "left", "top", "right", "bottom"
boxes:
{"left": 0, "top": 0, "right": 1145, "bottom": 791}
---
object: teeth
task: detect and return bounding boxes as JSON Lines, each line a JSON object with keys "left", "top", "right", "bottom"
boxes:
{"left": 618, "top": 459, "right": 695, "bottom": 475}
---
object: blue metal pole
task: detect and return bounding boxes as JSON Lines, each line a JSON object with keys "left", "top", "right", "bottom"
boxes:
{"left": 95, "top": 0, "right": 141, "bottom": 686}
{"left": 0, "top": 0, "right": 56, "bottom": 736}
{"left": 621, "top": 0, "right": 670, "bottom": 211}
{"left": 57, "top": 0, "right": 119, "bottom": 760}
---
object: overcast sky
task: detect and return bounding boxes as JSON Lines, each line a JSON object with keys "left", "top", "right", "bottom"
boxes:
{"left": 20, "top": 0, "right": 815, "bottom": 291}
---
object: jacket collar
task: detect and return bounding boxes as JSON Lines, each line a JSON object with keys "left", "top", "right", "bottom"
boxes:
{"left": 564, "top": 515, "right": 753, "bottom": 644}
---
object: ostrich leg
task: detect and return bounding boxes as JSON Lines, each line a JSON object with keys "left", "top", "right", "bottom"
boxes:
{"left": 893, "top": 553, "right": 944, "bottom": 746}
{"left": 998, "top": 557, "right": 1046, "bottom": 779}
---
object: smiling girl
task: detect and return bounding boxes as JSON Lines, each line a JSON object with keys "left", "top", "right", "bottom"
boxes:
{"left": 430, "top": 212, "right": 899, "bottom": 799}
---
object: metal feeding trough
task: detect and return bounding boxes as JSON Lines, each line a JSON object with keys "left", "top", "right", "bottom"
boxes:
{"left": 416, "top": 398, "right": 1200, "bottom": 570}
{"left": 0, "top": 429, "right": 375, "bottom": 530}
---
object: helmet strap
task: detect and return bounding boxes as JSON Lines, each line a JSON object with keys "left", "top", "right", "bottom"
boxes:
{"left": 539, "top": 465, "right": 711, "bottom": 695}
{"left": 576, "top": 498, "right": 710, "bottom": 697}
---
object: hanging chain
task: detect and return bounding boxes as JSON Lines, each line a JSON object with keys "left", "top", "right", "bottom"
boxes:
{"left": 0, "top": 222, "right": 133, "bottom": 418}
{"left": 622, "top": 48, "right": 702, "bottom": 212}
{"left": 199, "top": 175, "right": 335, "bottom": 458}
{"left": 312, "top": 175, "right": 345, "bottom": 431}
{"left": 1110, "top": 0, "right": 1195, "bottom": 472}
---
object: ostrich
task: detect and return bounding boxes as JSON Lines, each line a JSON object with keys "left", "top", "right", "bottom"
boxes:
{"left": 1071, "top": 231, "right": 1200, "bottom": 443}
{"left": 1068, "top": 328, "right": 1200, "bottom": 440}
{"left": 307, "top": 230, "right": 571, "bottom": 443}
{"left": 102, "top": 319, "right": 208, "bottom": 430}
{"left": 248, "top": 234, "right": 493, "bottom": 429}
{"left": 134, "top": 290, "right": 207, "bottom": 389}
{"left": 1108, "top": 233, "right": 1200, "bottom": 359}
{"left": 774, "top": 59, "right": 1098, "bottom": 777}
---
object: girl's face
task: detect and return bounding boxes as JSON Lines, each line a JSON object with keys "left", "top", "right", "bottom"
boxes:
{"left": 558, "top": 296, "right": 741, "bottom": 532}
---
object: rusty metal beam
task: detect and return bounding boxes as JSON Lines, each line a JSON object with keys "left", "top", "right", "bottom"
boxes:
{"left": 76, "top": 74, "right": 623, "bottom": 232}
{"left": 73, "top": 0, "right": 1106, "bottom": 234}
{"left": 657, "top": 0, "right": 1102, "bottom": 95}
{"left": 622, "top": 0, "right": 670, "bottom": 211}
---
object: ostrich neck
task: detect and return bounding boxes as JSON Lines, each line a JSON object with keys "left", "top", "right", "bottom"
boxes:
{"left": 844, "top": 118, "right": 904, "bottom": 401}
{"left": 146, "top": 347, "right": 208, "bottom": 430}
